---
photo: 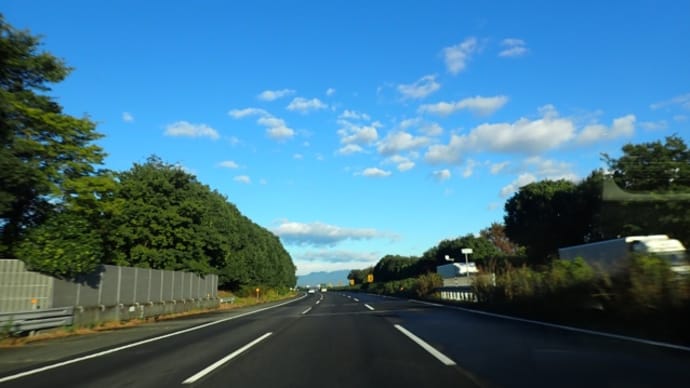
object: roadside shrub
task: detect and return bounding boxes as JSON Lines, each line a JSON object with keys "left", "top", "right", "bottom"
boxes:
{"left": 498, "top": 265, "right": 542, "bottom": 301}
{"left": 414, "top": 273, "right": 442, "bottom": 298}
{"left": 471, "top": 273, "right": 496, "bottom": 303}
{"left": 623, "top": 255, "right": 689, "bottom": 312}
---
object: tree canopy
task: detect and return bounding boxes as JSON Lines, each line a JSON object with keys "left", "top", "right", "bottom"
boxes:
{"left": 0, "top": 15, "right": 108, "bottom": 255}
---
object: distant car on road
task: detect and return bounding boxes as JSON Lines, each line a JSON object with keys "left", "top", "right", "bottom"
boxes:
{"left": 321, "top": 288, "right": 327, "bottom": 292}
{"left": 308, "top": 289, "right": 316, "bottom": 294}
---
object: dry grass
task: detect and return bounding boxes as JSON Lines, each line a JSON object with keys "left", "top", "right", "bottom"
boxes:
{"left": 0, "top": 291, "right": 297, "bottom": 347}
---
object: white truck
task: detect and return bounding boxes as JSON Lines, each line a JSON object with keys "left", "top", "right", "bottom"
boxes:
{"left": 558, "top": 235, "right": 689, "bottom": 274}
{"left": 436, "top": 263, "right": 479, "bottom": 278}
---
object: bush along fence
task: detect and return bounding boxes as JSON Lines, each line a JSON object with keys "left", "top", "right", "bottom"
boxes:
{"left": 0, "top": 259, "right": 219, "bottom": 330}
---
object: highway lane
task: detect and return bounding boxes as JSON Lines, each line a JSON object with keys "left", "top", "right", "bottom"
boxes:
{"left": 0, "top": 294, "right": 315, "bottom": 387}
{"left": 1, "top": 291, "right": 689, "bottom": 387}
{"left": 198, "top": 292, "right": 480, "bottom": 388}
{"left": 347, "top": 292, "right": 690, "bottom": 388}
{"left": 0, "top": 293, "right": 479, "bottom": 388}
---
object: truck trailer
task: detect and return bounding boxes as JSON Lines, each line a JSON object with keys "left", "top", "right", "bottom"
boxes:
{"left": 436, "top": 263, "right": 479, "bottom": 278}
{"left": 558, "top": 235, "right": 688, "bottom": 274}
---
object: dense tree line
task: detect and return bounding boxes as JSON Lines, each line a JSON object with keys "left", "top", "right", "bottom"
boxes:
{"left": 0, "top": 15, "right": 295, "bottom": 289}
{"left": 355, "top": 135, "right": 690, "bottom": 283}
{"left": 505, "top": 135, "right": 690, "bottom": 262}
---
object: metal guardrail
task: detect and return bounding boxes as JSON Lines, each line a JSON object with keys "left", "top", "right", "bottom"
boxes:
{"left": 438, "top": 286, "right": 477, "bottom": 303}
{"left": 0, "top": 307, "right": 74, "bottom": 335}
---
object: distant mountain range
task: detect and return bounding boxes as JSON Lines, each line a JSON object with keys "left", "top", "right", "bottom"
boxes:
{"left": 297, "top": 270, "right": 350, "bottom": 287}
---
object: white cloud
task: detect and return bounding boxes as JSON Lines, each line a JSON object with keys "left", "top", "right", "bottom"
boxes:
{"left": 297, "top": 250, "right": 381, "bottom": 264}
{"left": 432, "top": 169, "right": 451, "bottom": 182}
{"left": 339, "top": 110, "right": 371, "bottom": 121}
{"left": 256, "top": 116, "right": 295, "bottom": 140}
{"left": 399, "top": 117, "right": 422, "bottom": 130}
{"left": 257, "top": 89, "right": 295, "bottom": 101}
{"left": 259, "top": 178, "right": 268, "bottom": 185}
{"left": 419, "top": 122, "right": 444, "bottom": 136}
{"left": 524, "top": 156, "right": 577, "bottom": 180}
{"left": 397, "top": 160, "right": 415, "bottom": 171}
{"left": 419, "top": 95, "right": 508, "bottom": 116}
{"left": 640, "top": 120, "right": 667, "bottom": 131}
{"left": 326, "top": 88, "right": 336, "bottom": 96}
{"left": 674, "top": 115, "right": 687, "bottom": 122}
{"left": 266, "top": 126, "right": 295, "bottom": 140}
{"left": 286, "top": 97, "right": 328, "bottom": 113}
{"left": 234, "top": 175, "right": 251, "bottom": 184}
{"left": 122, "top": 112, "right": 134, "bottom": 123}
{"left": 293, "top": 153, "right": 303, "bottom": 160}
{"left": 425, "top": 134, "right": 467, "bottom": 164}
{"left": 164, "top": 121, "right": 220, "bottom": 140}
{"left": 490, "top": 161, "right": 509, "bottom": 174}
{"left": 424, "top": 105, "right": 576, "bottom": 164}
{"left": 359, "top": 167, "right": 392, "bottom": 178}
{"left": 500, "top": 173, "right": 537, "bottom": 198}
{"left": 576, "top": 114, "right": 635, "bottom": 144}
{"left": 273, "top": 220, "right": 391, "bottom": 246}
{"left": 443, "top": 37, "right": 477, "bottom": 75}
{"left": 650, "top": 93, "right": 690, "bottom": 110}
{"left": 385, "top": 155, "right": 416, "bottom": 172}
{"left": 229, "top": 107, "right": 294, "bottom": 139}
{"left": 397, "top": 74, "right": 441, "bottom": 99}
{"left": 218, "top": 160, "right": 239, "bottom": 169}
{"left": 173, "top": 164, "right": 196, "bottom": 176}
{"left": 337, "top": 120, "right": 379, "bottom": 145}
{"left": 498, "top": 157, "right": 578, "bottom": 198}
{"left": 499, "top": 38, "right": 528, "bottom": 57}
{"left": 377, "top": 131, "right": 430, "bottom": 155}
{"left": 228, "top": 107, "right": 269, "bottom": 118}
{"left": 463, "top": 159, "right": 477, "bottom": 178}
{"left": 337, "top": 144, "right": 364, "bottom": 155}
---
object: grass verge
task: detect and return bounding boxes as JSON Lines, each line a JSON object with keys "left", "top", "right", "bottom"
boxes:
{"left": 0, "top": 291, "right": 297, "bottom": 347}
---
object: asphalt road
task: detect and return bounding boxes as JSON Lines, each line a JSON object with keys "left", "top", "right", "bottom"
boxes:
{"left": 1, "top": 292, "right": 689, "bottom": 387}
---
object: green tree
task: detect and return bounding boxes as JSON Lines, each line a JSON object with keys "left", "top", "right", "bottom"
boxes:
{"left": 602, "top": 135, "right": 690, "bottom": 191}
{"left": 422, "top": 234, "right": 501, "bottom": 265}
{"left": 601, "top": 135, "right": 690, "bottom": 246}
{"left": 479, "top": 222, "right": 523, "bottom": 256}
{"left": 15, "top": 210, "right": 103, "bottom": 277}
{"left": 347, "top": 267, "right": 373, "bottom": 284}
{"left": 504, "top": 179, "right": 594, "bottom": 262}
{"left": 109, "top": 156, "right": 295, "bottom": 290}
{"left": 0, "top": 16, "right": 108, "bottom": 256}
{"left": 372, "top": 255, "right": 419, "bottom": 282}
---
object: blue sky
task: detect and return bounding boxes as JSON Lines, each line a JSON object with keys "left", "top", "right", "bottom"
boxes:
{"left": 5, "top": 1, "right": 690, "bottom": 275}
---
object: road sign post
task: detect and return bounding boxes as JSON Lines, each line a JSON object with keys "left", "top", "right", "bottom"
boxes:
{"left": 461, "top": 248, "right": 473, "bottom": 276}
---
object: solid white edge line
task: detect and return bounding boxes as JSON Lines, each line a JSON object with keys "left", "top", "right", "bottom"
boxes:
{"left": 0, "top": 294, "right": 308, "bottom": 383}
{"left": 408, "top": 299, "right": 690, "bottom": 352}
{"left": 409, "top": 299, "right": 443, "bottom": 307}
{"left": 302, "top": 307, "right": 312, "bottom": 315}
{"left": 364, "top": 304, "right": 375, "bottom": 311}
{"left": 182, "top": 332, "right": 272, "bottom": 384}
{"left": 394, "top": 324, "right": 455, "bottom": 366}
